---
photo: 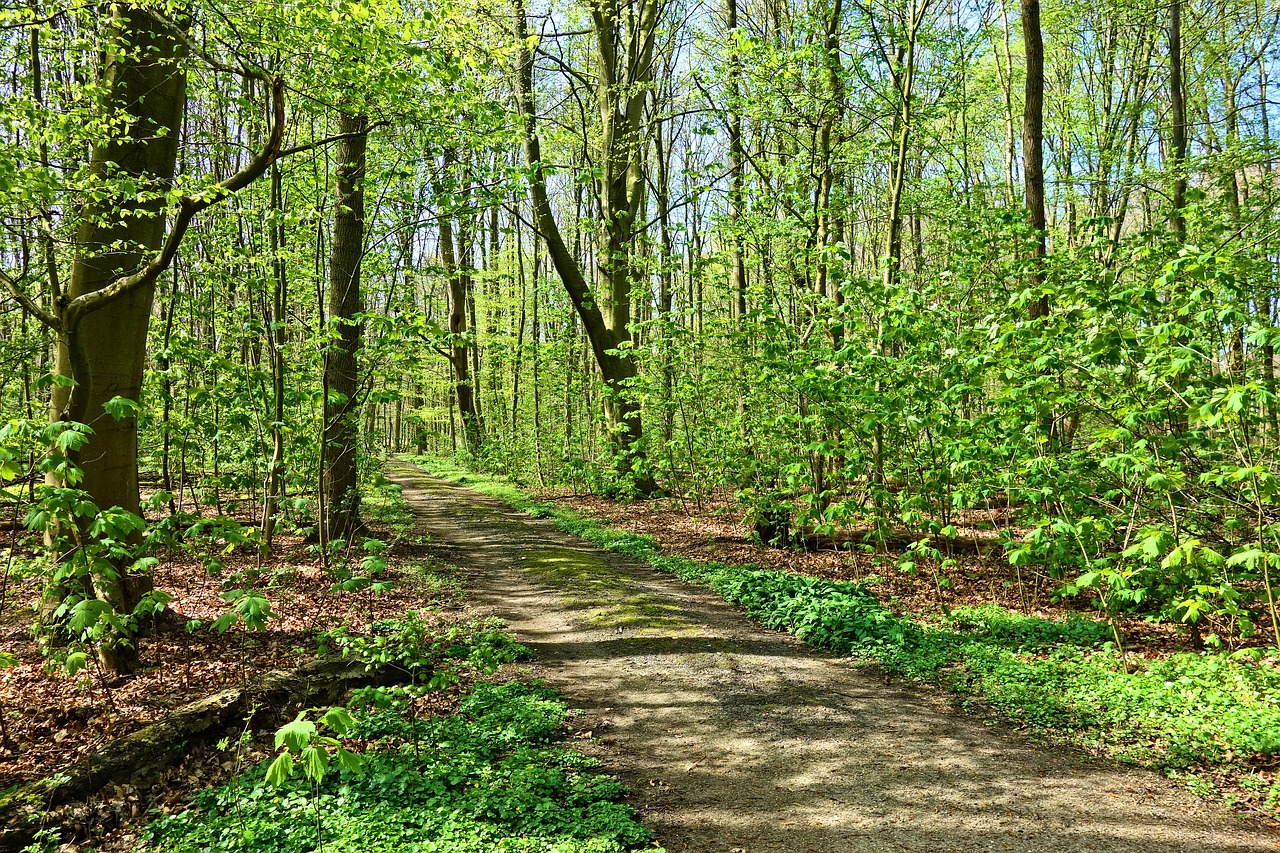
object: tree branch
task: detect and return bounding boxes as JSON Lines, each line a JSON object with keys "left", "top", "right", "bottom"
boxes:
{"left": 278, "top": 121, "right": 390, "bottom": 159}
{"left": 0, "top": 269, "right": 59, "bottom": 332}
{"left": 64, "top": 76, "right": 287, "bottom": 331}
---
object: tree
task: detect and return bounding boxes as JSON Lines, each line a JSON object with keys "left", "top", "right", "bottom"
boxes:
{"left": 1168, "top": 0, "right": 1188, "bottom": 240}
{"left": 433, "top": 148, "right": 484, "bottom": 457}
{"left": 1, "top": 6, "right": 285, "bottom": 673}
{"left": 1022, "top": 0, "right": 1049, "bottom": 321}
{"left": 322, "top": 111, "right": 369, "bottom": 542}
{"left": 513, "top": 0, "right": 662, "bottom": 495}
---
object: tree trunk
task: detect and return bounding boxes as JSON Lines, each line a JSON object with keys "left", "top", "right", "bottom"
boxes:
{"left": 45, "top": 8, "right": 189, "bottom": 675}
{"left": 436, "top": 152, "right": 483, "bottom": 456}
{"left": 726, "top": 0, "right": 748, "bottom": 321}
{"left": 814, "top": 0, "right": 844, "bottom": 304}
{"left": 1022, "top": 0, "right": 1048, "bottom": 320}
{"left": 322, "top": 112, "right": 368, "bottom": 542}
{"left": 262, "top": 164, "right": 288, "bottom": 547}
{"left": 513, "top": 0, "right": 659, "bottom": 495}
{"left": 1169, "top": 0, "right": 1188, "bottom": 241}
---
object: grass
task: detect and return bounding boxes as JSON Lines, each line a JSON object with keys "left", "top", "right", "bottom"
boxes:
{"left": 409, "top": 455, "right": 1280, "bottom": 811}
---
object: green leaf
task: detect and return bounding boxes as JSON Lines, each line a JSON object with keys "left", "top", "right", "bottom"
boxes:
{"left": 321, "top": 707, "right": 357, "bottom": 736}
{"left": 275, "top": 715, "right": 316, "bottom": 753}
{"left": 63, "top": 651, "right": 89, "bottom": 676}
{"left": 102, "top": 396, "right": 141, "bottom": 421}
{"left": 301, "top": 744, "right": 329, "bottom": 782}
{"left": 68, "top": 599, "right": 112, "bottom": 635}
{"left": 334, "top": 746, "right": 365, "bottom": 774}
{"left": 265, "top": 752, "right": 294, "bottom": 787}
{"left": 1226, "top": 548, "right": 1265, "bottom": 569}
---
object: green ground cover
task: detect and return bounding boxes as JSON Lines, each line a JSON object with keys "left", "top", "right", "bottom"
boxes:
{"left": 413, "top": 456, "right": 1280, "bottom": 812}
{"left": 130, "top": 476, "right": 659, "bottom": 853}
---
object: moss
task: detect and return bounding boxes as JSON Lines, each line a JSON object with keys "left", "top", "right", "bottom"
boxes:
{"left": 0, "top": 780, "right": 48, "bottom": 827}
{"left": 521, "top": 548, "right": 692, "bottom": 635}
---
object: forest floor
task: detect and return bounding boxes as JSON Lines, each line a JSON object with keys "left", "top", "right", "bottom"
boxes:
{"left": 1, "top": 461, "right": 1279, "bottom": 851}
{"left": 385, "top": 460, "right": 1280, "bottom": 853}
{"left": 0, "top": 486, "right": 471, "bottom": 849}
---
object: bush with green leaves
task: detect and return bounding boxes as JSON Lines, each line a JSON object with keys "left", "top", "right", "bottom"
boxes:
{"left": 1, "top": 415, "right": 172, "bottom": 670}
{"left": 139, "top": 681, "right": 657, "bottom": 853}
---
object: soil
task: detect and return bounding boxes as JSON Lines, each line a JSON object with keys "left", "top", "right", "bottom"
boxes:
{"left": 0, "top": 511, "right": 462, "bottom": 849}
{"left": 386, "top": 461, "right": 1280, "bottom": 853}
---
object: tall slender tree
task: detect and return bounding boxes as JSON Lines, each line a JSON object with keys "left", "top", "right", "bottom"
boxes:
{"left": 1022, "top": 0, "right": 1049, "bottom": 321}
{"left": 513, "top": 0, "right": 662, "bottom": 494}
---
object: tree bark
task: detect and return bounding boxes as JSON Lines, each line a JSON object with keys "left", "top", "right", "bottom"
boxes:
{"left": 49, "top": 10, "right": 184, "bottom": 502}
{"left": 1021, "top": 0, "right": 1049, "bottom": 321}
{"left": 726, "top": 0, "right": 748, "bottom": 320}
{"left": 323, "top": 112, "right": 368, "bottom": 542}
{"left": 41, "top": 8, "right": 188, "bottom": 675}
{"left": 1169, "top": 0, "right": 1188, "bottom": 240}
{"left": 435, "top": 150, "right": 483, "bottom": 456}
{"left": 815, "top": 0, "right": 844, "bottom": 304}
{"left": 262, "top": 164, "right": 288, "bottom": 547}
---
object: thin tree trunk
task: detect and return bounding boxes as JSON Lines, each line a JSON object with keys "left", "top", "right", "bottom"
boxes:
{"left": 435, "top": 150, "right": 483, "bottom": 456}
{"left": 262, "top": 163, "right": 288, "bottom": 547}
{"left": 727, "top": 0, "right": 748, "bottom": 321}
{"left": 1022, "top": 0, "right": 1048, "bottom": 320}
{"left": 1169, "top": 0, "right": 1187, "bottom": 240}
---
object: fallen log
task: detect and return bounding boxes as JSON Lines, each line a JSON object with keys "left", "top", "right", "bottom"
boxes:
{"left": 0, "top": 654, "right": 408, "bottom": 851}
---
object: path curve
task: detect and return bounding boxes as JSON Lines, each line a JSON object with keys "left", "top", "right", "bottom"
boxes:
{"left": 386, "top": 462, "right": 1280, "bottom": 853}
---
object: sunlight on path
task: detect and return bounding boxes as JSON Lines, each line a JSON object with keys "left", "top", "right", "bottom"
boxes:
{"left": 386, "top": 463, "right": 1280, "bottom": 853}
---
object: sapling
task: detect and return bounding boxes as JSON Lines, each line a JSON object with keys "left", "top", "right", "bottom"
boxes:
{"left": 266, "top": 706, "right": 365, "bottom": 851}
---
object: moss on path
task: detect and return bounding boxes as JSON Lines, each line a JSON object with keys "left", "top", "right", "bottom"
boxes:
{"left": 385, "top": 461, "right": 1280, "bottom": 853}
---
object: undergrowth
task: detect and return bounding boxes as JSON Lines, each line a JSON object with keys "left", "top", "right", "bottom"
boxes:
{"left": 410, "top": 456, "right": 1280, "bottom": 812}
{"left": 138, "top": 609, "right": 657, "bottom": 853}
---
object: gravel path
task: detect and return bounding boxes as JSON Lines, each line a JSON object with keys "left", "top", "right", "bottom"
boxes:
{"left": 386, "top": 462, "right": 1280, "bottom": 853}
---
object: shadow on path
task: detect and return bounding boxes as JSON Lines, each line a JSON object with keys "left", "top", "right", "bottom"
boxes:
{"left": 386, "top": 462, "right": 1280, "bottom": 853}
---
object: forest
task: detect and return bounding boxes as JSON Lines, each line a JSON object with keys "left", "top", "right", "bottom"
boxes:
{"left": 3, "top": 0, "right": 1280, "bottom": 849}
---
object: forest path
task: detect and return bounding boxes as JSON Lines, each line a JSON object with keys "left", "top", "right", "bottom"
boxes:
{"left": 385, "top": 462, "right": 1280, "bottom": 853}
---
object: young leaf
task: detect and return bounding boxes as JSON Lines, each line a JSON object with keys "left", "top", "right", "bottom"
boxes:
{"left": 275, "top": 715, "right": 316, "bottom": 753}
{"left": 301, "top": 744, "right": 329, "bottom": 782}
{"left": 321, "top": 707, "right": 357, "bottom": 736}
{"left": 102, "top": 396, "right": 141, "bottom": 421}
{"left": 265, "top": 752, "right": 295, "bottom": 787}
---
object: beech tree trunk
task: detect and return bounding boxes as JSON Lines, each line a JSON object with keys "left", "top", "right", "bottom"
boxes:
{"left": 323, "top": 112, "right": 368, "bottom": 541}
{"left": 1022, "top": 0, "right": 1049, "bottom": 321}
{"left": 436, "top": 150, "right": 483, "bottom": 456}
{"left": 49, "top": 9, "right": 186, "bottom": 499}
{"left": 44, "top": 8, "right": 189, "bottom": 675}
{"left": 726, "top": 0, "right": 747, "bottom": 321}
{"left": 1169, "top": 0, "right": 1188, "bottom": 240}
{"left": 262, "top": 164, "right": 288, "bottom": 547}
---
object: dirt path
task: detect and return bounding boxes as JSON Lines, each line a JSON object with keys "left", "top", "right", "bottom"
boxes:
{"left": 386, "top": 462, "right": 1280, "bottom": 853}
